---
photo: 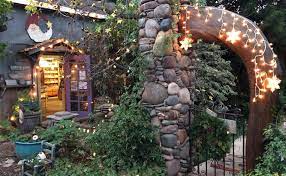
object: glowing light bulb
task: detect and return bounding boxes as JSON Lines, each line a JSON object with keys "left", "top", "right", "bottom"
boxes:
{"left": 265, "top": 76, "right": 281, "bottom": 92}
{"left": 226, "top": 29, "right": 241, "bottom": 44}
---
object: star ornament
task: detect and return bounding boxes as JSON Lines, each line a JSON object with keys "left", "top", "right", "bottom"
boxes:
{"left": 265, "top": 76, "right": 281, "bottom": 92}
{"left": 226, "top": 29, "right": 241, "bottom": 44}
{"left": 180, "top": 37, "right": 193, "bottom": 51}
{"left": 46, "top": 21, "right": 53, "bottom": 29}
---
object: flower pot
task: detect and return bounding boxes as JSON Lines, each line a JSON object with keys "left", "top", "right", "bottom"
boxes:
{"left": 19, "top": 111, "right": 41, "bottom": 134}
{"left": 15, "top": 141, "right": 42, "bottom": 159}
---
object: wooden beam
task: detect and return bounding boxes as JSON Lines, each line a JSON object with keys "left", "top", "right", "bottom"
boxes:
{"left": 11, "top": 0, "right": 107, "bottom": 20}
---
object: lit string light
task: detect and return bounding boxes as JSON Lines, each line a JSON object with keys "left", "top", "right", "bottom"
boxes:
{"left": 180, "top": 6, "right": 280, "bottom": 102}
{"left": 179, "top": 6, "right": 192, "bottom": 51}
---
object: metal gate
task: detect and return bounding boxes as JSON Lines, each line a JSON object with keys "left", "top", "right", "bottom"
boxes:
{"left": 189, "top": 107, "right": 247, "bottom": 176}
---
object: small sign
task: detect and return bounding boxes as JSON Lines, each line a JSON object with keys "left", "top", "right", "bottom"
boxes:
{"left": 5, "top": 80, "right": 18, "bottom": 86}
{"left": 219, "top": 118, "right": 237, "bottom": 134}
{"left": 10, "top": 65, "right": 30, "bottom": 71}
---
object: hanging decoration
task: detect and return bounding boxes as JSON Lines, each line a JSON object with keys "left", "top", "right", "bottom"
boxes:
{"left": 179, "top": 5, "right": 281, "bottom": 102}
{"left": 179, "top": 7, "right": 192, "bottom": 51}
{"left": 26, "top": 14, "right": 53, "bottom": 42}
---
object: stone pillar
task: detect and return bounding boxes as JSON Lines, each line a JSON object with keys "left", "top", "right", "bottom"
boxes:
{"left": 139, "top": 1, "right": 193, "bottom": 175}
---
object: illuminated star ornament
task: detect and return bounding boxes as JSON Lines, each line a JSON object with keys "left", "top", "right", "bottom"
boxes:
{"left": 46, "top": 21, "right": 53, "bottom": 29}
{"left": 226, "top": 29, "right": 241, "bottom": 44}
{"left": 180, "top": 37, "right": 193, "bottom": 51}
{"left": 265, "top": 76, "right": 281, "bottom": 92}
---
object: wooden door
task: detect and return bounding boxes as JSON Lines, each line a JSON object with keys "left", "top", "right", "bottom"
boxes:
{"left": 64, "top": 55, "right": 92, "bottom": 117}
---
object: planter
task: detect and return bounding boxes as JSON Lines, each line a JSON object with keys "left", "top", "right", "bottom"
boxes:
{"left": 19, "top": 111, "right": 41, "bottom": 134}
{"left": 15, "top": 141, "right": 42, "bottom": 159}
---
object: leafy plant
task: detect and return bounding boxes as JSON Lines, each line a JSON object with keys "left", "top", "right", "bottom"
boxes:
{"left": 192, "top": 41, "right": 237, "bottom": 108}
{"left": 249, "top": 125, "right": 286, "bottom": 175}
{"left": 0, "top": 0, "right": 12, "bottom": 26}
{"left": 9, "top": 129, "right": 40, "bottom": 142}
{"left": 85, "top": 52, "right": 164, "bottom": 170}
{"left": 38, "top": 120, "right": 90, "bottom": 160}
{"left": 47, "top": 158, "right": 165, "bottom": 176}
{"left": 24, "top": 0, "right": 38, "bottom": 14}
{"left": 0, "top": 119, "right": 16, "bottom": 141}
{"left": 20, "top": 100, "right": 40, "bottom": 113}
{"left": 84, "top": 0, "right": 139, "bottom": 101}
{"left": 190, "top": 112, "right": 231, "bottom": 164}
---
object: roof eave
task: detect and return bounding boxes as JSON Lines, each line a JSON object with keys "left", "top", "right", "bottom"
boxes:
{"left": 11, "top": 0, "right": 107, "bottom": 20}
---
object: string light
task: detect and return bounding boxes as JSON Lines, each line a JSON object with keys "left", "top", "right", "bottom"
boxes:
{"left": 179, "top": 6, "right": 280, "bottom": 102}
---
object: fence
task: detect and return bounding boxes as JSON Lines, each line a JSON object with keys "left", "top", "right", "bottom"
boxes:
{"left": 189, "top": 108, "right": 247, "bottom": 176}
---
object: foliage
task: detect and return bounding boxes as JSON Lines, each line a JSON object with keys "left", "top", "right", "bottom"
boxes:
{"left": 84, "top": 0, "right": 139, "bottom": 101}
{"left": 0, "top": 0, "right": 12, "bottom": 26}
{"left": 249, "top": 126, "right": 286, "bottom": 176}
{"left": 85, "top": 50, "right": 163, "bottom": 170}
{"left": 190, "top": 112, "right": 231, "bottom": 164}
{"left": 38, "top": 120, "right": 90, "bottom": 160}
{"left": 9, "top": 129, "right": 40, "bottom": 142}
{"left": 47, "top": 158, "right": 165, "bottom": 176}
{"left": 24, "top": 0, "right": 39, "bottom": 14}
{"left": 85, "top": 94, "right": 163, "bottom": 170}
{"left": 12, "top": 90, "right": 40, "bottom": 117}
{"left": 0, "top": 43, "right": 6, "bottom": 59}
{"left": 192, "top": 41, "right": 237, "bottom": 108}
{"left": 191, "top": 0, "right": 206, "bottom": 6}
{"left": 0, "top": 119, "right": 16, "bottom": 141}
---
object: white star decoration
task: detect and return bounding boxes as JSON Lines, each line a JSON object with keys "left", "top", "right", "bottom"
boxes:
{"left": 226, "top": 29, "right": 241, "bottom": 44}
{"left": 180, "top": 38, "right": 192, "bottom": 51}
{"left": 266, "top": 76, "right": 281, "bottom": 92}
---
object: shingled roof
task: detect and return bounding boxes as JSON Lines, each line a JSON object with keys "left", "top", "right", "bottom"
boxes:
{"left": 11, "top": 0, "right": 108, "bottom": 19}
{"left": 21, "top": 38, "right": 84, "bottom": 56}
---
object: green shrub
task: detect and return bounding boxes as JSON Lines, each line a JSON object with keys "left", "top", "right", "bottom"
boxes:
{"left": 249, "top": 126, "right": 286, "bottom": 175}
{"left": 190, "top": 112, "right": 231, "bottom": 164}
{"left": 86, "top": 102, "right": 163, "bottom": 170}
{"left": 38, "top": 120, "right": 90, "bottom": 160}
{"left": 47, "top": 158, "right": 165, "bottom": 176}
{"left": 85, "top": 53, "right": 164, "bottom": 170}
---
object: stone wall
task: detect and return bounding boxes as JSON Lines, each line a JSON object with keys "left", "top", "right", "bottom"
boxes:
{"left": 139, "top": 1, "right": 194, "bottom": 175}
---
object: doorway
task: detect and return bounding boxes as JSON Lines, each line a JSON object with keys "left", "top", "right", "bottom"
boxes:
{"left": 36, "top": 54, "right": 65, "bottom": 117}
{"left": 22, "top": 38, "right": 93, "bottom": 118}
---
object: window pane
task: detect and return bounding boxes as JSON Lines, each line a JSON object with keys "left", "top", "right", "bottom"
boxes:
{"left": 80, "top": 102, "right": 88, "bottom": 111}
{"left": 71, "top": 102, "right": 78, "bottom": 111}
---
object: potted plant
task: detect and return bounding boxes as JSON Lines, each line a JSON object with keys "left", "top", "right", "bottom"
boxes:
{"left": 18, "top": 99, "right": 41, "bottom": 134}
{"left": 10, "top": 132, "right": 42, "bottom": 159}
{"left": 12, "top": 91, "right": 41, "bottom": 134}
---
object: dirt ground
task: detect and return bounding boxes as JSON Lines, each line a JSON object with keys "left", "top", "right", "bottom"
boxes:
{"left": 0, "top": 141, "right": 20, "bottom": 176}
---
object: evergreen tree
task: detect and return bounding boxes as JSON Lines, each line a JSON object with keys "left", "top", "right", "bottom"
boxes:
{"left": 192, "top": 41, "right": 237, "bottom": 108}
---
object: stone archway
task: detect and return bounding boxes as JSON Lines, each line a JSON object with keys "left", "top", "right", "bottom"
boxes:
{"left": 139, "top": 2, "right": 280, "bottom": 175}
